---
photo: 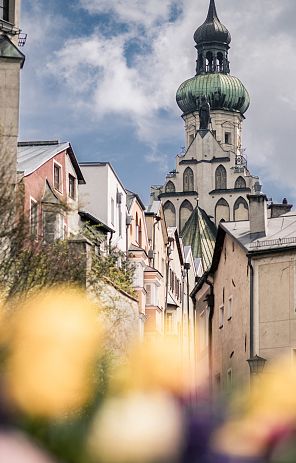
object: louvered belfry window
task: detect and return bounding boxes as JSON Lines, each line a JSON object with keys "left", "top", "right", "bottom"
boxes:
{"left": 0, "top": 0, "right": 9, "bottom": 21}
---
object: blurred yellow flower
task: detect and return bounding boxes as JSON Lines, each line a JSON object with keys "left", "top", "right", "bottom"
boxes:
{"left": 213, "top": 356, "right": 296, "bottom": 458}
{"left": 5, "top": 286, "right": 103, "bottom": 418}
{"left": 88, "top": 392, "right": 184, "bottom": 463}
{"left": 111, "top": 336, "right": 201, "bottom": 396}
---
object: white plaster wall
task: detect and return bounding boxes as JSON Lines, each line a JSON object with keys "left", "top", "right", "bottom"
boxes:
{"left": 79, "top": 164, "right": 127, "bottom": 252}
{"left": 107, "top": 166, "right": 127, "bottom": 252}
{"left": 79, "top": 165, "right": 108, "bottom": 223}
{"left": 161, "top": 116, "right": 259, "bottom": 228}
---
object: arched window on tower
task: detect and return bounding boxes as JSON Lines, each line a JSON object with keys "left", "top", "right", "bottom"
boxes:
{"left": 165, "top": 181, "right": 175, "bottom": 193}
{"left": 215, "top": 165, "right": 227, "bottom": 190}
{"left": 235, "top": 176, "right": 246, "bottom": 189}
{"left": 234, "top": 197, "right": 249, "bottom": 222}
{"left": 206, "top": 51, "right": 213, "bottom": 72}
{"left": 183, "top": 167, "right": 194, "bottom": 192}
{"left": 217, "top": 52, "right": 224, "bottom": 72}
{"left": 179, "top": 200, "right": 193, "bottom": 232}
{"left": 215, "top": 198, "right": 230, "bottom": 224}
{"left": 163, "top": 201, "right": 176, "bottom": 228}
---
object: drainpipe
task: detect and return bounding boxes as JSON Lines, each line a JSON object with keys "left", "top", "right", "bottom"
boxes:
{"left": 108, "top": 231, "right": 114, "bottom": 254}
{"left": 152, "top": 215, "right": 161, "bottom": 268}
{"left": 205, "top": 278, "right": 214, "bottom": 399}
{"left": 184, "top": 262, "right": 191, "bottom": 359}
{"left": 248, "top": 256, "right": 254, "bottom": 358}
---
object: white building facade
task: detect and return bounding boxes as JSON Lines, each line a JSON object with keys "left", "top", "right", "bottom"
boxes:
{"left": 79, "top": 162, "right": 127, "bottom": 253}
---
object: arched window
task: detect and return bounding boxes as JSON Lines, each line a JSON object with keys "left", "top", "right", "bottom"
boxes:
{"left": 215, "top": 198, "right": 230, "bottom": 224}
{"left": 165, "top": 181, "right": 175, "bottom": 193}
{"left": 179, "top": 200, "right": 193, "bottom": 232}
{"left": 217, "top": 52, "right": 224, "bottom": 72}
{"left": 215, "top": 165, "right": 227, "bottom": 190}
{"left": 183, "top": 167, "right": 194, "bottom": 192}
{"left": 235, "top": 176, "right": 246, "bottom": 189}
{"left": 234, "top": 197, "right": 249, "bottom": 222}
{"left": 163, "top": 201, "right": 176, "bottom": 228}
{"left": 206, "top": 51, "right": 213, "bottom": 72}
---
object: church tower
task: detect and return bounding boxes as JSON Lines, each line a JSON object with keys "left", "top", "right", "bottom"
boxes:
{"left": 152, "top": 0, "right": 259, "bottom": 255}
{"left": 0, "top": 0, "right": 25, "bottom": 178}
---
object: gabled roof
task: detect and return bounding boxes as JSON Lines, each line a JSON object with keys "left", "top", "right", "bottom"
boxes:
{"left": 0, "top": 35, "right": 25, "bottom": 68}
{"left": 17, "top": 141, "right": 85, "bottom": 184}
{"left": 181, "top": 207, "right": 217, "bottom": 271}
{"left": 126, "top": 189, "right": 146, "bottom": 212}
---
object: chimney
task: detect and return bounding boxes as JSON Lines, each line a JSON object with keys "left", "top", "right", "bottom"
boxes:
{"left": 248, "top": 182, "right": 268, "bottom": 240}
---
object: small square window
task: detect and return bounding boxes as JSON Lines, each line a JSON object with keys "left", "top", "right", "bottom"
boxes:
{"left": 225, "top": 132, "right": 231, "bottom": 145}
{"left": 68, "top": 174, "right": 76, "bottom": 199}
{"left": 54, "top": 163, "right": 62, "bottom": 191}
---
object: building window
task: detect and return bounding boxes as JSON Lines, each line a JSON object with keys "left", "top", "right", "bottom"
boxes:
{"left": 225, "top": 132, "right": 231, "bottom": 145}
{"left": 0, "top": 0, "right": 9, "bottom": 21}
{"left": 219, "top": 305, "right": 224, "bottom": 329}
{"left": 166, "top": 312, "right": 173, "bottom": 334}
{"left": 54, "top": 163, "right": 62, "bottom": 192}
{"left": 165, "top": 181, "right": 175, "bottom": 193}
{"left": 235, "top": 176, "right": 246, "bottom": 189}
{"left": 145, "top": 283, "right": 158, "bottom": 306}
{"left": 55, "top": 213, "right": 64, "bottom": 240}
{"left": 30, "top": 199, "right": 38, "bottom": 238}
{"left": 215, "top": 165, "right": 227, "bottom": 190}
{"left": 111, "top": 198, "right": 115, "bottom": 226}
{"left": 183, "top": 167, "right": 194, "bottom": 192}
{"left": 227, "top": 297, "right": 233, "bottom": 320}
{"left": 68, "top": 174, "right": 76, "bottom": 199}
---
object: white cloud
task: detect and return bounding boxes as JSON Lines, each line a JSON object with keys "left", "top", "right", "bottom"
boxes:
{"left": 79, "top": 0, "right": 177, "bottom": 27}
{"left": 22, "top": 0, "right": 296, "bottom": 201}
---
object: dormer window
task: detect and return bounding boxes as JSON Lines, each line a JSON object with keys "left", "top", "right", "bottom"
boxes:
{"left": 0, "top": 0, "right": 9, "bottom": 22}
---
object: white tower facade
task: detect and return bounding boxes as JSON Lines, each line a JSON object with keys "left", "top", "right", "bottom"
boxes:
{"left": 152, "top": 0, "right": 259, "bottom": 233}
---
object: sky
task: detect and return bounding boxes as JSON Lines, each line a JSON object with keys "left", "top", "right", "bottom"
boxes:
{"left": 20, "top": 0, "right": 296, "bottom": 205}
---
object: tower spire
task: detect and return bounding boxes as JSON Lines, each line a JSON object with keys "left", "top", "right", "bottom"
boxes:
{"left": 206, "top": 0, "right": 218, "bottom": 22}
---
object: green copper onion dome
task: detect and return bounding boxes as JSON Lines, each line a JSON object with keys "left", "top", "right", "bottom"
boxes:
{"left": 194, "top": 0, "right": 231, "bottom": 46}
{"left": 176, "top": 73, "right": 250, "bottom": 115}
{"left": 176, "top": 0, "right": 250, "bottom": 116}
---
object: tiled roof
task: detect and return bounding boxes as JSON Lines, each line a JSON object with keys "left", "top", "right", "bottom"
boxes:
{"left": 17, "top": 141, "right": 85, "bottom": 183}
{"left": 222, "top": 212, "right": 296, "bottom": 253}
{"left": 181, "top": 207, "right": 217, "bottom": 271}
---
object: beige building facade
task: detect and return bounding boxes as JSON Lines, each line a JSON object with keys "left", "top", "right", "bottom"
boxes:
{"left": 193, "top": 194, "right": 296, "bottom": 396}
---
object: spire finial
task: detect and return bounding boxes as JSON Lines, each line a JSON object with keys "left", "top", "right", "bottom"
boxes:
{"left": 206, "top": 0, "right": 218, "bottom": 22}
